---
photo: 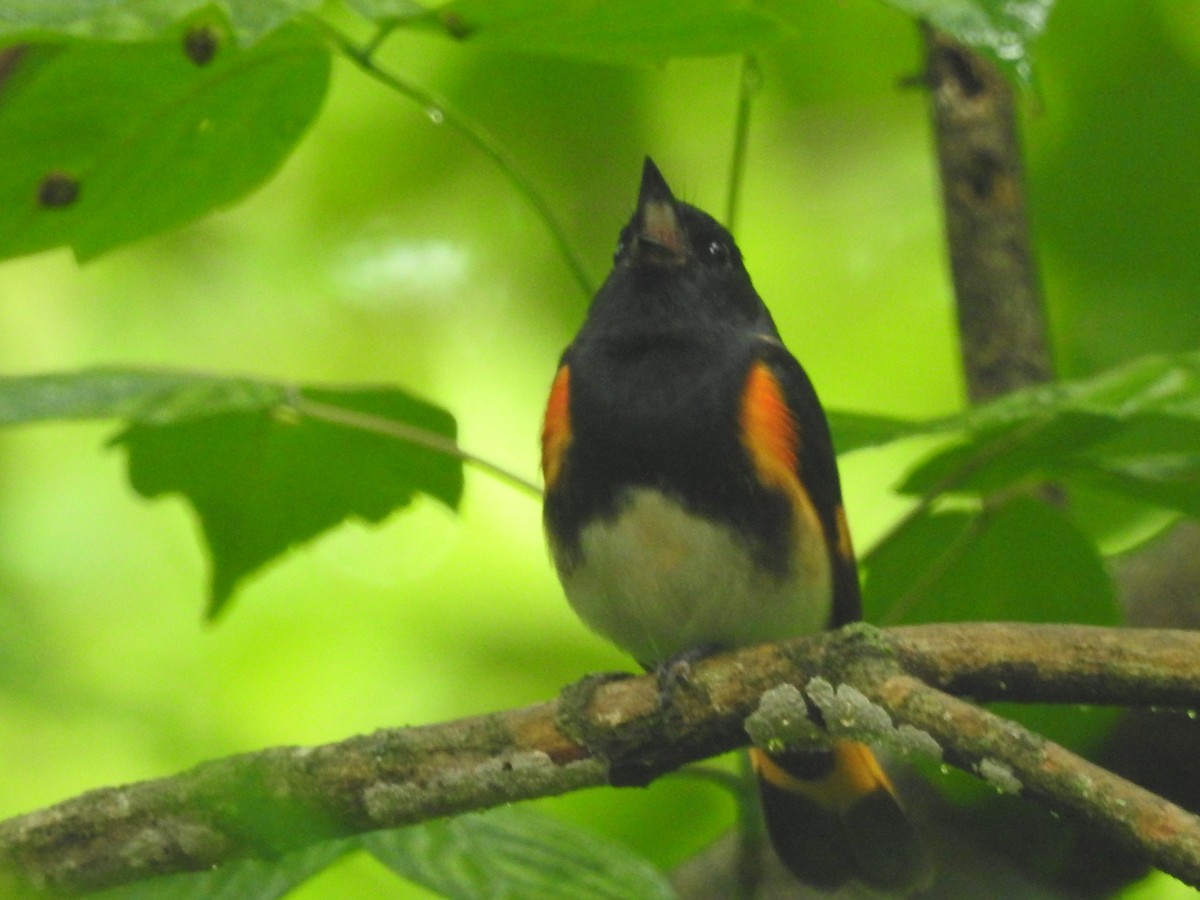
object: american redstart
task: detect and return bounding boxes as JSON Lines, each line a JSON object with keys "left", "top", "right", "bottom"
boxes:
{"left": 541, "top": 158, "right": 929, "bottom": 892}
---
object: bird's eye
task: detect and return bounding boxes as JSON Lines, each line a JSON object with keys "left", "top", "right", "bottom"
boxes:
{"left": 706, "top": 240, "right": 730, "bottom": 265}
{"left": 613, "top": 239, "right": 626, "bottom": 262}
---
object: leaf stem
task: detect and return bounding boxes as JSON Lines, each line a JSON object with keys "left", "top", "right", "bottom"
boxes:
{"left": 361, "top": 20, "right": 399, "bottom": 58}
{"left": 287, "top": 391, "right": 542, "bottom": 498}
{"left": 862, "top": 414, "right": 1056, "bottom": 564}
{"left": 313, "top": 19, "right": 595, "bottom": 300}
{"left": 862, "top": 416, "right": 1061, "bottom": 623}
{"left": 876, "top": 510, "right": 985, "bottom": 626}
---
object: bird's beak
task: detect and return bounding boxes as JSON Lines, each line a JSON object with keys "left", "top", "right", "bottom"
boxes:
{"left": 634, "top": 157, "right": 685, "bottom": 262}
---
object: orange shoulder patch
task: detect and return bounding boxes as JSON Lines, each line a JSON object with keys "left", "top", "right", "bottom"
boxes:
{"left": 541, "top": 365, "right": 572, "bottom": 489}
{"left": 740, "top": 361, "right": 833, "bottom": 592}
{"left": 739, "top": 361, "right": 800, "bottom": 491}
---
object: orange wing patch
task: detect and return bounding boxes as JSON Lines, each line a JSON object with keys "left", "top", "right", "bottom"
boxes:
{"left": 541, "top": 365, "right": 572, "bottom": 489}
{"left": 739, "top": 361, "right": 800, "bottom": 493}
{"left": 740, "top": 361, "right": 833, "bottom": 590}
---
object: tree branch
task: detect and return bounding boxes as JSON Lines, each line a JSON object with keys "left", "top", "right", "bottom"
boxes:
{"left": 922, "top": 25, "right": 1053, "bottom": 404}
{"left": 877, "top": 672, "right": 1200, "bottom": 887}
{"left": 3, "top": 624, "right": 1199, "bottom": 896}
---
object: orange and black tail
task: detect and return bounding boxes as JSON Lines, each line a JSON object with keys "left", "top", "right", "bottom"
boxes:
{"left": 751, "top": 741, "right": 930, "bottom": 893}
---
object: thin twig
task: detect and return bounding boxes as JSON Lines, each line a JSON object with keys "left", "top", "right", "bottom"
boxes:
{"left": 876, "top": 509, "right": 985, "bottom": 626}
{"left": 287, "top": 390, "right": 542, "bottom": 497}
{"left": 313, "top": 20, "right": 595, "bottom": 300}
{"left": 360, "top": 20, "right": 399, "bottom": 58}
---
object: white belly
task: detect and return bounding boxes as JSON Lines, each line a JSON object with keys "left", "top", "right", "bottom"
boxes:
{"left": 554, "top": 489, "right": 832, "bottom": 665}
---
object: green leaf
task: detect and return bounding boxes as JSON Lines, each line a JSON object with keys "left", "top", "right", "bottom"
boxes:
{"left": 830, "top": 353, "right": 1200, "bottom": 524}
{"left": 422, "top": 0, "right": 1053, "bottom": 77}
{"left": 117, "top": 386, "right": 462, "bottom": 618}
{"left": 1082, "top": 459, "right": 1200, "bottom": 520}
{"left": 0, "top": 368, "right": 283, "bottom": 424}
{"left": 956, "top": 352, "right": 1200, "bottom": 426}
{"left": 0, "top": 369, "right": 463, "bottom": 617}
{"left": 877, "top": 0, "right": 1054, "bottom": 85}
{"left": 896, "top": 411, "right": 1122, "bottom": 496}
{"left": 0, "top": 22, "right": 329, "bottom": 262}
{"left": 345, "top": 0, "right": 427, "bottom": 21}
{"left": 862, "top": 496, "right": 1119, "bottom": 627}
{"left": 89, "top": 837, "right": 354, "bottom": 899}
{"left": 829, "top": 351, "right": 1200, "bottom": 458}
{"left": 363, "top": 809, "right": 676, "bottom": 900}
{"left": 424, "top": 0, "right": 787, "bottom": 64}
{"left": 0, "top": 0, "right": 182, "bottom": 41}
{"left": 221, "top": 0, "right": 323, "bottom": 44}
{"left": 863, "top": 496, "right": 1121, "bottom": 801}
{"left": 1064, "top": 413, "right": 1200, "bottom": 518}
{"left": 0, "top": 0, "right": 322, "bottom": 44}
{"left": 826, "top": 410, "right": 926, "bottom": 455}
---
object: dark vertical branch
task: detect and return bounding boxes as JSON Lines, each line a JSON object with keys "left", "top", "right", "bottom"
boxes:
{"left": 922, "top": 26, "right": 1053, "bottom": 403}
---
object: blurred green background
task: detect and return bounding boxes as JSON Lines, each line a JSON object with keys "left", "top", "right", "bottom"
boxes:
{"left": 1, "top": 0, "right": 1198, "bottom": 896}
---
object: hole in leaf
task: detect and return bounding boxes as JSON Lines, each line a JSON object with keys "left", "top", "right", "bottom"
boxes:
{"left": 440, "top": 11, "right": 473, "bottom": 39}
{"left": 183, "top": 25, "right": 221, "bottom": 66}
{"left": 37, "top": 171, "right": 80, "bottom": 208}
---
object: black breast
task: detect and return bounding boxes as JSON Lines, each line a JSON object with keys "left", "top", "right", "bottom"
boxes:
{"left": 545, "top": 334, "right": 795, "bottom": 576}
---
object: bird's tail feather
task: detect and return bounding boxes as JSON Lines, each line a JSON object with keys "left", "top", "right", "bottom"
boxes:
{"left": 751, "top": 741, "right": 931, "bottom": 893}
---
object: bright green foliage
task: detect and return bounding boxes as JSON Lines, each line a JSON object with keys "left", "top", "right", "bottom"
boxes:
{"left": 837, "top": 354, "right": 1200, "bottom": 787}
{"left": 862, "top": 497, "right": 1119, "bottom": 627}
{"left": 918, "top": 353, "right": 1200, "bottom": 515}
{"left": 0, "top": 370, "right": 462, "bottom": 618}
{"left": 0, "top": 0, "right": 1053, "bottom": 265}
{"left": 412, "top": 0, "right": 1053, "bottom": 77}
{"left": 825, "top": 410, "right": 928, "bottom": 455}
{"left": 0, "top": 0, "right": 1057, "bottom": 74}
{"left": 117, "top": 388, "right": 462, "bottom": 618}
{"left": 0, "top": 1, "right": 1191, "bottom": 898}
{"left": 0, "top": 23, "right": 329, "bottom": 260}
{"left": 363, "top": 809, "right": 677, "bottom": 900}
{"left": 896, "top": 411, "right": 1121, "bottom": 495}
{"left": 832, "top": 351, "right": 1200, "bottom": 518}
{"left": 827, "top": 352, "right": 1200, "bottom": 781}
{"left": 835, "top": 350, "right": 1200, "bottom": 449}
{"left": 423, "top": 0, "right": 784, "bottom": 64}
